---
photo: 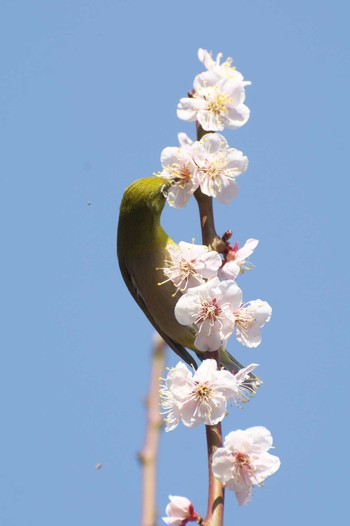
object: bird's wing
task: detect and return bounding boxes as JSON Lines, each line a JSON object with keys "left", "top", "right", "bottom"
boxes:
{"left": 119, "top": 262, "right": 198, "bottom": 369}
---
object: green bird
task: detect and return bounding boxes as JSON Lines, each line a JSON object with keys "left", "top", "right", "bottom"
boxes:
{"left": 117, "top": 176, "right": 259, "bottom": 386}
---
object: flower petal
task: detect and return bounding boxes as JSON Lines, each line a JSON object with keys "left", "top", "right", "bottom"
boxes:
{"left": 214, "top": 178, "right": 239, "bottom": 204}
{"left": 235, "top": 323, "right": 262, "bottom": 348}
{"left": 194, "top": 322, "right": 222, "bottom": 351}
{"left": 177, "top": 98, "right": 198, "bottom": 121}
{"left": 235, "top": 239, "right": 259, "bottom": 262}
{"left": 225, "top": 104, "right": 250, "bottom": 128}
{"left": 219, "top": 261, "right": 240, "bottom": 280}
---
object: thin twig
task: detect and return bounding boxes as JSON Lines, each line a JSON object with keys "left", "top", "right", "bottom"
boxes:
{"left": 139, "top": 334, "right": 166, "bottom": 526}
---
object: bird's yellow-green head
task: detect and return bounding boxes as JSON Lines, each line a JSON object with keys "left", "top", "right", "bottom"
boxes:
{"left": 119, "top": 176, "right": 168, "bottom": 219}
{"left": 117, "top": 176, "right": 170, "bottom": 256}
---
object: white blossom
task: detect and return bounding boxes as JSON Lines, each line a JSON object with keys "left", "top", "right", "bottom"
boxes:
{"left": 212, "top": 426, "right": 281, "bottom": 505}
{"left": 234, "top": 300, "right": 272, "bottom": 348}
{"left": 160, "top": 360, "right": 258, "bottom": 431}
{"left": 192, "top": 133, "right": 248, "bottom": 204}
{"left": 162, "top": 495, "right": 198, "bottom": 525}
{"left": 177, "top": 70, "right": 250, "bottom": 132}
{"left": 174, "top": 277, "right": 240, "bottom": 352}
{"left": 198, "top": 48, "right": 251, "bottom": 84}
{"left": 157, "top": 140, "right": 199, "bottom": 208}
{"left": 175, "top": 278, "right": 272, "bottom": 348}
{"left": 159, "top": 241, "right": 222, "bottom": 293}
{"left": 219, "top": 239, "right": 259, "bottom": 280}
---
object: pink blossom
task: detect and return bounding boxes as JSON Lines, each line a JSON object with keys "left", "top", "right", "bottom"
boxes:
{"left": 212, "top": 426, "right": 281, "bottom": 505}
{"left": 162, "top": 495, "right": 199, "bottom": 525}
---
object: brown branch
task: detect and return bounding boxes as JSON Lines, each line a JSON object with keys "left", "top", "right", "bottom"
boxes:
{"left": 195, "top": 121, "right": 226, "bottom": 526}
{"left": 194, "top": 123, "right": 226, "bottom": 254}
{"left": 201, "top": 350, "right": 225, "bottom": 526}
{"left": 139, "top": 334, "right": 166, "bottom": 526}
{"left": 196, "top": 122, "right": 212, "bottom": 141}
{"left": 203, "top": 423, "right": 225, "bottom": 526}
{"left": 194, "top": 189, "right": 225, "bottom": 252}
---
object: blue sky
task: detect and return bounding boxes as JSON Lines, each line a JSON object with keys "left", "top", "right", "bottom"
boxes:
{"left": 1, "top": 1, "right": 349, "bottom": 524}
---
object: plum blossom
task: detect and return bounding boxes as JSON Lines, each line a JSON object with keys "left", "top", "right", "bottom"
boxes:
{"left": 158, "top": 132, "right": 248, "bottom": 206}
{"left": 198, "top": 48, "right": 251, "bottom": 84}
{"left": 234, "top": 300, "right": 272, "bottom": 348}
{"left": 160, "top": 359, "right": 258, "bottom": 431}
{"left": 192, "top": 133, "right": 248, "bottom": 204}
{"left": 200, "top": 283, "right": 271, "bottom": 348}
{"left": 157, "top": 139, "right": 199, "bottom": 208}
{"left": 212, "top": 426, "right": 281, "bottom": 505}
{"left": 177, "top": 70, "right": 250, "bottom": 132}
{"left": 220, "top": 239, "right": 259, "bottom": 280}
{"left": 174, "top": 277, "right": 240, "bottom": 352}
{"left": 162, "top": 495, "right": 199, "bottom": 525}
{"left": 174, "top": 277, "right": 271, "bottom": 349}
{"left": 159, "top": 241, "right": 222, "bottom": 293}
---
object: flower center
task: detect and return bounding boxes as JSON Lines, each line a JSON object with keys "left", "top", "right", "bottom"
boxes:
{"left": 193, "top": 381, "right": 212, "bottom": 402}
{"left": 200, "top": 157, "right": 226, "bottom": 181}
{"left": 234, "top": 451, "right": 251, "bottom": 469}
{"left": 167, "top": 162, "right": 193, "bottom": 186}
{"left": 178, "top": 257, "right": 195, "bottom": 276}
{"left": 234, "top": 308, "right": 255, "bottom": 331}
{"left": 206, "top": 92, "right": 232, "bottom": 115}
{"left": 196, "top": 298, "right": 222, "bottom": 325}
